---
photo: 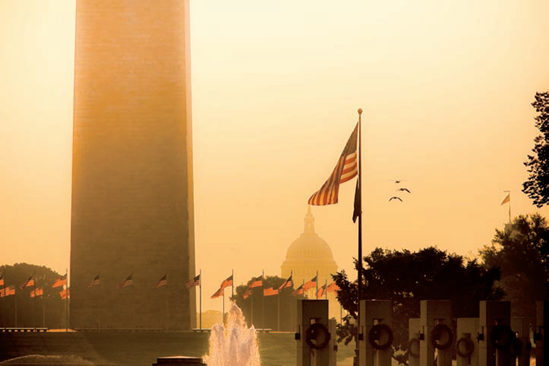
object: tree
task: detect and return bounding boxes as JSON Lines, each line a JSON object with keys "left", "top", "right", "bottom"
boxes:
{"left": 333, "top": 247, "right": 503, "bottom": 363}
{"left": 0, "top": 263, "right": 67, "bottom": 329}
{"left": 523, "top": 91, "right": 549, "bottom": 208}
{"left": 480, "top": 213, "right": 549, "bottom": 327}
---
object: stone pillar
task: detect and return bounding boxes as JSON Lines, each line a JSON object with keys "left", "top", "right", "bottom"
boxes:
{"left": 456, "top": 318, "right": 479, "bottom": 366}
{"left": 408, "top": 318, "right": 421, "bottom": 366}
{"left": 535, "top": 301, "right": 548, "bottom": 366}
{"left": 329, "top": 319, "right": 337, "bottom": 366}
{"left": 479, "top": 301, "right": 512, "bottom": 366}
{"left": 420, "top": 300, "right": 452, "bottom": 366}
{"left": 296, "top": 300, "right": 331, "bottom": 366}
{"left": 511, "top": 317, "right": 530, "bottom": 366}
{"left": 359, "top": 300, "right": 392, "bottom": 366}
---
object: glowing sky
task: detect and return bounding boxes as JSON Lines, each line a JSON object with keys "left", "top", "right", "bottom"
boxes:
{"left": 2, "top": 0, "right": 549, "bottom": 312}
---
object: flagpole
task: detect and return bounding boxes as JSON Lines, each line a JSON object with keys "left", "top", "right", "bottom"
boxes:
{"left": 261, "top": 269, "right": 264, "bottom": 330}
{"left": 65, "top": 268, "right": 69, "bottom": 332}
{"left": 508, "top": 191, "right": 511, "bottom": 223}
{"left": 277, "top": 288, "right": 280, "bottom": 331}
{"left": 503, "top": 190, "right": 511, "bottom": 224}
{"left": 199, "top": 269, "right": 202, "bottom": 330}
{"left": 315, "top": 270, "right": 319, "bottom": 299}
{"left": 14, "top": 289, "right": 18, "bottom": 327}
{"left": 32, "top": 273, "right": 36, "bottom": 329}
{"left": 356, "top": 108, "right": 363, "bottom": 362}
{"left": 251, "top": 288, "right": 254, "bottom": 326}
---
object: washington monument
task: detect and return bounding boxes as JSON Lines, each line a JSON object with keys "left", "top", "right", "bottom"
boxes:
{"left": 70, "top": 0, "right": 196, "bottom": 330}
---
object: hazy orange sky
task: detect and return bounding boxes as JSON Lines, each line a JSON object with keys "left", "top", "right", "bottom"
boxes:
{"left": 2, "top": 0, "right": 549, "bottom": 312}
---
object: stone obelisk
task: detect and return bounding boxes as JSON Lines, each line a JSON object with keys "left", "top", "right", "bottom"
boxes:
{"left": 70, "top": 0, "right": 196, "bottom": 330}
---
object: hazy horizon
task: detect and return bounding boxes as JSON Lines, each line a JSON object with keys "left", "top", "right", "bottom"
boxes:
{"left": 2, "top": 0, "right": 549, "bottom": 312}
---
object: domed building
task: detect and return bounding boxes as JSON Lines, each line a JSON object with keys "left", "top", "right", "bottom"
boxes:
{"left": 281, "top": 208, "right": 340, "bottom": 318}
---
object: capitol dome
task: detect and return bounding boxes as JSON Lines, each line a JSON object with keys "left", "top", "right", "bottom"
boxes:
{"left": 281, "top": 207, "right": 337, "bottom": 287}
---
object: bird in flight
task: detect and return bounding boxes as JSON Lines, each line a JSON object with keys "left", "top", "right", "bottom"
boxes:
{"left": 390, "top": 180, "right": 405, "bottom": 184}
{"left": 396, "top": 188, "right": 411, "bottom": 193}
{"left": 389, "top": 196, "right": 403, "bottom": 202}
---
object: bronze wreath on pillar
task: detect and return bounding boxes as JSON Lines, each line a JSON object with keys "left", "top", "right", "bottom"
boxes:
{"left": 368, "top": 324, "right": 394, "bottom": 350}
{"left": 431, "top": 324, "right": 454, "bottom": 350}
{"left": 305, "top": 323, "right": 331, "bottom": 350}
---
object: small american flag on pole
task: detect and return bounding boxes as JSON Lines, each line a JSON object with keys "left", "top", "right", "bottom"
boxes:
{"left": 116, "top": 274, "right": 133, "bottom": 289}
{"left": 308, "top": 124, "right": 358, "bottom": 205}
{"left": 52, "top": 274, "right": 67, "bottom": 289}
{"left": 279, "top": 275, "right": 293, "bottom": 291}
{"left": 88, "top": 274, "right": 100, "bottom": 289}
{"left": 20, "top": 275, "right": 35, "bottom": 290}
{"left": 302, "top": 275, "right": 317, "bottom": 292}
{"left": 186, "top": 274, "right": 200, "bottom": 289}
{"left": 292, "top": 284, "right": 304, "bottom": 297}
{"left": 154, "top": 275, "right": 167, "bottom": 289}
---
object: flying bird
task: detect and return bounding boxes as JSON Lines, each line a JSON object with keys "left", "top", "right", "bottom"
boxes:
{"left": 389, "top": 196, "right": 403, "bottom": 202}
{"left": 390, "top": 180, "right": 405, "bottom": 184}
{"left": 396, "top": 188, "right": 411, "bottom": 194}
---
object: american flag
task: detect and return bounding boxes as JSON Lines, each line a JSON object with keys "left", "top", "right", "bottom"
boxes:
{"left": 0, "top": 288, "right": 4, "bottom": 297}
{"left": 316, "top": 284, "right": 326, "bottom": 299}
{"left": 302, "top": 275, "right": 318, "bottom": 292}
{"left": 0, "top": 273, "right": 4, "bottom": 286}
{"left": 279, "top": 275, "right": 293, "bottom": 291}
{"left": 20, "top": 275, "right": 35, "bottom": 290}
{"left": 211, "top": 287, "right": 223, "bottom": 299}
{"left": 292, "top": 284, "right": 304, "bottom": 297}
{"left": 243, "top": 287, "right": 252, "bottom": 299}
{"left": 30, "top": 287, "right": 44, "bottom": 298}
{"left": 52, "top": 274, "right": 67, "bottom": 288}
{"left": 154, "top": 275, "right": 167, "bottom": 289}
{"left": 6, "top": 286, "right": 15, "bottom": 296}
{"left": 263, "top": 287, "right": 279, "bottom": 297}
{"left": 185, "top": 274, "right": 200, "bottom": 289}
{"left": 308, "top": 124, "right": 358, "bottom": 205}
{"left": 249, "top": 275, "right": 263, "bottom": 288}
{"left": 116, "top": 274, "right": 133, "bottom": 289}
{"left": 219, "top": 275, "right": 233, "bottom": 290}
{"left": 88, "top": 274, "right": 100, "bottom": 288}
{"left": 326, "top": 281, "right": 341, "bottom": 292}
{"left": 59, "top": 288, "right": 70, "bottom": 300}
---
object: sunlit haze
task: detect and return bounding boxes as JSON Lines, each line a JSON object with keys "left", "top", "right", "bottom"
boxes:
{"left": 2, "top": 0, "right": 549, "bottom": 312}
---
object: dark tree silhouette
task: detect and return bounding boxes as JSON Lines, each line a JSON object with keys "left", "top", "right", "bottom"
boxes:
{"left": 480, "top": 213, "right": 549, "bottom": 327}
{"left": 523, "top": 91, "right": 549, "bottom": 208}
{"left": 333, "top": 247, "right": 503, "bottom": 362}
{"left": 0, "top": 263, "right": 66, "bottom": 329}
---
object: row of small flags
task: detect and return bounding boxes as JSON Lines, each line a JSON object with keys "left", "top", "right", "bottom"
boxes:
{"left": 0, "top": 272, "right": 202, "bottom": 296}
{"left": 211, "top": 274, "right": 340, "bottom": 300}
{"left": 1, "top": 272, "right": 340, "bottom": 300}
{"left": 87, "top": 274, "right": 201, "bottom": 290}
{"left": 0, "top": 274, "right": 68, "bottom": 299}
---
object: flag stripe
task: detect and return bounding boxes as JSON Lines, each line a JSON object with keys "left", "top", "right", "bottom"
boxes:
{"left": 308, "top": 124, "right": 358, "bottom": 206}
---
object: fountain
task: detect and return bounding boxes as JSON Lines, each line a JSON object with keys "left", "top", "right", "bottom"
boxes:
{"left": 203, "top": 302, "right": 261, "bottom": 366}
